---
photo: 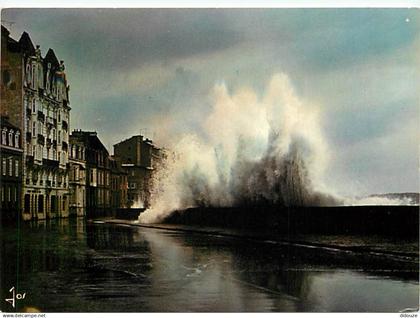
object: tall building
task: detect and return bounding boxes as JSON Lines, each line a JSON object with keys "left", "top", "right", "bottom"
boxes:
{"left": 110, "top": 156, "right": 128, "bottom": 211}
{"left": 70, "top": 130, "right": 111, "bottom": 218}
{"left": 69, "top": 136, "right": 87, "bottom": 217}
{"left": 113, "top": 135, "right": 162, "bottom": 208}
{"left": 0, "top": 116, "right": 23, "bottom": 222}
{"left": 1, "top": 26, "right": 71, "bottom": 220}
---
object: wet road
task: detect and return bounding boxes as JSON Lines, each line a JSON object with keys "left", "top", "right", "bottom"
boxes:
{"left": 1, "top": 218, "right": 419, "bottom": 312}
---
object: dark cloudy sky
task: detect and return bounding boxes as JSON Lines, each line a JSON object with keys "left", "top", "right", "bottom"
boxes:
{"left": 2, "top": 8, "right": 418, "bottom": 196}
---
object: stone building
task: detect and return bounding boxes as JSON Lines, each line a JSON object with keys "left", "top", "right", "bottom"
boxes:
{"left": 0, "top": 116, "right": 23, "bottom": 222}
{"left": 70, "top": 130, "right": 111, "bottom": 217}
{"left": 109, "top": 156, "right": 128, "bottom": 211}
{"left": 69, "top": 136, "right": 86, "bottom": 217}
{"left": 1, "top": 26, "right": 70, "bottom": 220}
{"left": 113, "top": 135, "right": 162, "bottom": 208}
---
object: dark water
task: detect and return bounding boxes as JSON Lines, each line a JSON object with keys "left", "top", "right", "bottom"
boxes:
{"left": 1, "top": 218, "right": 418, "bottom": 312}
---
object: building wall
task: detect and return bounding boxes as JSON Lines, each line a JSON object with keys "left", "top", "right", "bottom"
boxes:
{"left": 22, "top": 49, "right": 70, "bottom": 221}
{"left": 1, "top": 27, "right": 24, "bottom": 131}
{"left": 69, "top": 141, "right": 86, "bottom": 217}
{"left": 71, "top": 130, "right": 114, "bottom": 218}
{"left": 113, "top": 135, "right": 142, "bottom": 166}
{"left": 114, "top": 135, "right": 161, "bottom": 209}
{"left": 1, "top": 27, "right": 71, "bottom": 221}
{"left": 0, "top": 124, "right": 23, "bottom": 222}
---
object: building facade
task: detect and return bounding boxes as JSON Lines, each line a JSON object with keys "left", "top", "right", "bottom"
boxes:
{"left": 1, "top": 26, "right": 71, "bottom": 220}
{"left": 70, "top": 130, "right": 112, "bottom": 217}
{"left": 113, "top": 135, "right": 162, "bottom": 208}
{"left": 0, "top": 117, "right": 23, "bottom": 222}
{"left": 110, "top": 156, "right": 128, "bottom": 211}
{"left": 69, "top": 137, "right": 86, "bottom": 217}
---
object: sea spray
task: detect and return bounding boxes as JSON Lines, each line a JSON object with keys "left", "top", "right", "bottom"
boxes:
{"left": 140, "top": 73, "right": 341, "bottom": 223}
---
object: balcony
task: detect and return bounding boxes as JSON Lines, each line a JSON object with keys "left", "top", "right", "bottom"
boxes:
{"left": 37, "top": 111, "right": 45, "bottom": 122}
{"left": 42, "top": 158, "right": 59, "bottom": 169}
{"left": 37, "top": 134, "right": 45, "bottom": 145}
{"left": 62, "top": 120, "right": 68, "bottom": 131}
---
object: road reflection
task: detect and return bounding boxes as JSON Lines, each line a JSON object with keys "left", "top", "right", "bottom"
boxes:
{"left": 1, "top": 219, "right": 418, "bottom": 312}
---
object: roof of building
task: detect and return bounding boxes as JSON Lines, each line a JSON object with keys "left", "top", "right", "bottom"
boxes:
{"left": 0, "top": 116, "right": 20, "bottom": 132}
{"left": 2, "top": 25, "right": 21, "bottom": 53}
{"left": 19, "top": 31, "right": 36, "bottom": 55}
{"left": 44, "top": 48, "right": 60, "bottom": 68}
{"left": 70, "top": 130, "right": 108, "bottom": 154}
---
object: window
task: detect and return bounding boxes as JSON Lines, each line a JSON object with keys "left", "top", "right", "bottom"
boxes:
{"left": 26, "top": 64, "right": 31, "bottom": 84}
{"left": 15, "top": 160, "right": 19, "bottom": 177}
{"left": 31, "top": 64, "right": 35, "bottom": 89}
{"left": 38, "top": 122, "right": 43, "bottom": 135}
{"left": 58, "top": 131, "right": 61, "bottom": 143}
{"left": 8, "top": 130, "right": 13, "bottom": 146}
{"left": 2, "top": 159, "right": 6, "bottom": 175}
{"left": 32, "top": 122, "right": 36, "bottom": 135}
{"left": 15, "top": 132, "right": 20, "bottom": 148}
{"left": 33, "top": 145, "right": 37, "bottom": 157}
{"left": 1, "top": 129, "right": 6, "bottom": 144}
{"left": 9, "top": 158, "right": 13, "bottom": 176}
{"left": 32, "top": 99, "right": 36, "bottom": 112}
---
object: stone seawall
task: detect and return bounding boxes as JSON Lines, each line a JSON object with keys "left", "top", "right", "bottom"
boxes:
{"left": 163, "top": 205, "right": 419, "bottom": 237}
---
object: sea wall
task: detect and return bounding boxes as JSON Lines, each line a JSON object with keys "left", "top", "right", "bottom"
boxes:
{"left": 163, "top": 206, "right": 419, "bottom": 237}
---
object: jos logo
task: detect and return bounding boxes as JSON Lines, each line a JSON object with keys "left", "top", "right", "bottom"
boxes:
{"left": 5, "top": 286, "right": 26, "bottom": 308}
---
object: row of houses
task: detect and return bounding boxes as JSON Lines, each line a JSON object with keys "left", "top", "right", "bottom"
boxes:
{"left": 1, "top": 26, "right": 164, "bottom": 222}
